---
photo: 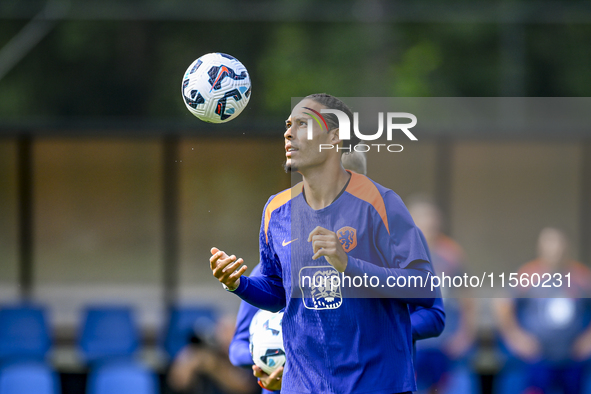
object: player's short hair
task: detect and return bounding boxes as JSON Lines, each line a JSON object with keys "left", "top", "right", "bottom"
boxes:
{"left": 305, "top": 93, "right": 360, "bottom": 151}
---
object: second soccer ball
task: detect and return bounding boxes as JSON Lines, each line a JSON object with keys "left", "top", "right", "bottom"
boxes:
{"left": 249, "top": 310, "right": 285, "bottom": 375}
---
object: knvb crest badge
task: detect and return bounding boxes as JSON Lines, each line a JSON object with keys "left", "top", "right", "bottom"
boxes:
{"left": 337, "top": 226, "right": 357, "bottom": 253}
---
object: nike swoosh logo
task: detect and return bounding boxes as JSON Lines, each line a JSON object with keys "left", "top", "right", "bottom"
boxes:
{"left": 210, "top": 66, "right": 229, "bottom": 92}
{"left": 282, "top": 238, "right": 298, "bottom": 247}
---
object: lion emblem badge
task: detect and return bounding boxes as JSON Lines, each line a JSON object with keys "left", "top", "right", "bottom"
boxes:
{"left": 337, "top": 226, "right": 357, "bottom": 253}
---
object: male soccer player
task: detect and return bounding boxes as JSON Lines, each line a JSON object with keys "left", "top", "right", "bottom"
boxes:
{"left": 229, "top": 152, "right": 445, "bottom": 392}
{"left": 210, "top": 94, "right": 436, "bottom": 393}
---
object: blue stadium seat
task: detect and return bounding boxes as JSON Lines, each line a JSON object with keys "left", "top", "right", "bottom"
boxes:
{"left": 79, "top": 305, "right": 139, "bottom": 363}
{"left": 162, "top": 305, "right": 217, "bottom": 358}
{"left": 87, "top": 360, "right": 159, "bottom": 394}
{"left": 0, "top": 305, "right": 51, "bottom": 361}
{"left": 0, "top": 361, "right": 60, "bottom": 394}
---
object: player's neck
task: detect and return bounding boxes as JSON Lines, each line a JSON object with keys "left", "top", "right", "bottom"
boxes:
{"left": 301, "top": 163, "right": 350, "bottom": 210}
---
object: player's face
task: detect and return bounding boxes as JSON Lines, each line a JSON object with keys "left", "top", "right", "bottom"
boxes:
{"left": 284, "top": 99, "right": 338, "bottom": 173}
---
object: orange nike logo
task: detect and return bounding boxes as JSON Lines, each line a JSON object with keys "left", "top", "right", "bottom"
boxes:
{"left": 282, "top": 238, "right": 298, "bottom": 247}
{"left": 210, "top": 66, "right": 229, "bottom": 92}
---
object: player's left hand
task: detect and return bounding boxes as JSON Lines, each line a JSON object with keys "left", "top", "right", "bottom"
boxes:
{"left": 252, "top": 365, "right": 283, "bottom": 391}
{"left": 308, "top": 226, "right": 348, "bottom": 272}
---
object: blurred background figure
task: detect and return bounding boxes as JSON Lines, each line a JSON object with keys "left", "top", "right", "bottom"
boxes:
{"left": 408, "top": 196, "right": 479, "bottom": 394}
{"left": 167, "top": 315, "right": 260, "bottom": 394}
{"left": 495, "top": 227, "right": 591, "bottom": 394}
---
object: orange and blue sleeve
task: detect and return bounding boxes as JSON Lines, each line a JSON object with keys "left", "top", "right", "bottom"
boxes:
{"left": 343, "top": 189, "right": 436, "bottom": 306}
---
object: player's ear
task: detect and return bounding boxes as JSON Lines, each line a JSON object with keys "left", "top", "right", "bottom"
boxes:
{"left": 329, "top": 128, "right": 341, "bottom": 145}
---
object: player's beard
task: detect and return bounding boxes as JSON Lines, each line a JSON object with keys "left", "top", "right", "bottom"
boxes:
{"left": 283, "top": 161, "right": 297, "bottom": 173}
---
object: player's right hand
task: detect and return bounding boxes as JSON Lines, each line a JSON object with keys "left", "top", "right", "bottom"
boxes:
{"left": 252, "top": 365, "right": 283, "bottom": 391}
{"left": 210, "top": 247, "right": 247, "bottom": 291}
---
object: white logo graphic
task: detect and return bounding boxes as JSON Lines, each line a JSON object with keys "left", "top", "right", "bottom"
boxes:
{"left": 308, "top": 109, "right": 417, "bottom": 141}
{"left": 299, "top": 266, "right": 343, "bottom": 310}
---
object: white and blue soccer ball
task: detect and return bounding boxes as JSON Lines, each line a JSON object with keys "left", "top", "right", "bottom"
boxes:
{"left": 249, "top": 310, "right": 285, "bottom": 375}
{"left": 181, "top": 52, "right": 251, "bottom": 123}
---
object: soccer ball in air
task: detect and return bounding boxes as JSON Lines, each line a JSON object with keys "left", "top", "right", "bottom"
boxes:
{"left": 249, "top": 310, "right": 285, "bottom": 375}
{"left": 181, "top": 52, "right": 251, "bottom": 123}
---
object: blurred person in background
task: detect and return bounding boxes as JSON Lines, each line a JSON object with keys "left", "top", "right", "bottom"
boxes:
{"left": 407, "top": 196, "right": 479, "bottom": 394}
{"left": 495, "top": 227, "right": 591, "bottom": 394}
{"left": 168, "top": 314, "right": 260, "bottom": 394}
